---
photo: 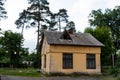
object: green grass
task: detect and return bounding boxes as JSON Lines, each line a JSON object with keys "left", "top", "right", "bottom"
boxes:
{"left": 102, "top": 77, "right": 118, "bottom": 80}
{"left": 0, "top": 68, "right": 41, "bottom": 77}
{"left": 0, "top": 68, "right": 119, "bottom": 80}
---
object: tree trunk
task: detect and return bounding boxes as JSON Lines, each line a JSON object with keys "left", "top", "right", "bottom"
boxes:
{"left": 21, "top": 24, "right": 25, "bottom": 34}
{"left": 37, "top": 0, "right": 41, "bottom": 68}
{"left": 58, "top": 16, "right": 61, "bottom": 32}
{"left": 112, "top": 54, "right": 115, "bottom": 68}
{"left": 37, "top": 21, "right": 40, "bottom": 68}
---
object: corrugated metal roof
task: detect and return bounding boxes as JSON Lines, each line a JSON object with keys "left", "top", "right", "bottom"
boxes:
{"left": 44, "top": 31, "right": 104, "bottom": 47}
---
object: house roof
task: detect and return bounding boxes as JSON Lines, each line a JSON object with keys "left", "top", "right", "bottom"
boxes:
{"left": 44, "top": 31, "right": 104, "bottom": 47}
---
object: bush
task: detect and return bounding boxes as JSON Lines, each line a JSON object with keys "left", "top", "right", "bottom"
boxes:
{"left": 117, "top": 77, "right": 120, "bottom": 80}
{"left": 109, "top": 66, "right": 118, "bottom": 77}
{"left": 101, "top": 66, "right": 111, "bottom": 75}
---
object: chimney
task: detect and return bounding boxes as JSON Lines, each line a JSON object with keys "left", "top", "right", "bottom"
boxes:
{"left": 68, "top": 28, "right": 74, "bottom": 34}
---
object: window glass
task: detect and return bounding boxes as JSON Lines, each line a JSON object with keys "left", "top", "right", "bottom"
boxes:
{"left": 86, "top": 54, "right": 96, "bottom": 69}
{"left": 63, "top": 53, "right": 73, "bottom": 69}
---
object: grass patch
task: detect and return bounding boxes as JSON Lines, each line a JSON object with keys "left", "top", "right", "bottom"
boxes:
{"left": 0, "top": 67, "right": 119, "bottom": 79}
{"left": 0, "top": 68, "right": 41, "bottom": 77}
{"left": 102, "top": 77, "right": 118, "bottom": 80}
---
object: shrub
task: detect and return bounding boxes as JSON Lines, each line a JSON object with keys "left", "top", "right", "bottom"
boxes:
{"left": 117, "top": 77, "right": 120, "bottom": 80}
{"left": 109, "top": 66, "right": 118, "bottom": 77}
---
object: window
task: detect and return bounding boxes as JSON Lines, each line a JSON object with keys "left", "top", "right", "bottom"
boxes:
{"left": 60, "top": 30, "right": 72, "bottom": 40}
{"left": 63, "top": 53, "right": 73, "bottom": 69}
{"left": 86, "top": 54, "right": 96, "bottom": 69}
{"left": 44, "top": 55, "right": 46, "bottom": 68}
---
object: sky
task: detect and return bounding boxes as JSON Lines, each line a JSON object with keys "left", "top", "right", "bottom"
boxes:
{"left": 0, "top": 0, "right": 119, "bottom": 52}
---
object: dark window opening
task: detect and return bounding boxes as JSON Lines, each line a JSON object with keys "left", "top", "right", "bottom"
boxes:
{"left": 86, "top": 54, "right": 96, "bottom": 69}
{"left": 63, "top": 53, "right": 73, "bottom": 69}
{"left": 44, "top": 55, "right": 46, "bottom": 68}
{"left": 61, "top": 34, "right": 71, "bottom": 40}
{"left": 60, "top": 30, "right": 72, "bottom": 40}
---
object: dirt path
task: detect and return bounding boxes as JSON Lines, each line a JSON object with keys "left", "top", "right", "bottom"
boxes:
{"left": 1, "top": 75, "right": 101, "bottom": 80}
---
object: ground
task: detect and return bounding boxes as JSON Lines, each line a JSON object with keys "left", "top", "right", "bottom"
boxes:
{"left": 0, "top": 68, "right": 119, "bottom": 80}
{"left": 1, "top": 75, "right": 101, "bottom": 80}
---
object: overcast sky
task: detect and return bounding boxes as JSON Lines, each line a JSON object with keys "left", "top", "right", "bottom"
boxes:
{"left": 0, "top": 0, "right": 119, "bottom": 52}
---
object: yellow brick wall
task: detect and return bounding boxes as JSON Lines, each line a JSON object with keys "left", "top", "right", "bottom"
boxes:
{"left": 48, "top": 52, "right": 101, "bottom": 74}
{"left": 50, "top": 45, "right": 100, "bottom": 54}
{"left": 41, "top": 37, "right": 50, "bottom": 72}
{"left": 48, "top": 45, "right": 101, "bottom": 74}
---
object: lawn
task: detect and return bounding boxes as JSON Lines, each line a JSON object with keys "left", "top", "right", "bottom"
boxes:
{"left": 102, "top": 77, "right": 119, "bottom": 80}
{"left": 0, "top": 68, "right": 119, "bottom": 80}
{"left": 0, "top": 68, "right": 41, "bottom": 77}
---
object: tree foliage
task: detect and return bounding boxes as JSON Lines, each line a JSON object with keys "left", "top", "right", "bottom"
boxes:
{"left": 0, "top": 30, "right": 28, "bottom": 67}
{"left": 0, "top": 0, "right": 7, "bottom": 30}
{"left": 66, "top": 21, "right": 76, "bottom": 32}
{"left": 15, "top": 0, "right": 51, "bottom": 34}
{"left": 54, "top": 9, "right": 69, "bottom": 31}
{"left": 0, "top": 0, "right": 7, "bottom": 20}
{"left": 15, "top": 10, "right": 30, "bottom": 34}
{"left": 89, "top": 6, "right": 120, "bottom": 53}
{"left": 26, "top": 52, "right": 38, "bottom": 68}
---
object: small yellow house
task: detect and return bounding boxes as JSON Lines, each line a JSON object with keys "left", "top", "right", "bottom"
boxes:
{"left": 41, "top": 30, "right": 104, "bottom": 74}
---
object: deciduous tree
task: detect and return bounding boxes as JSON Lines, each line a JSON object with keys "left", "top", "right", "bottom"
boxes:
{"left": 89, "top": 6, "right": 120, "bottom": 66}
{"left": 0, "top": 30, "right": 24, "bottom": 67}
